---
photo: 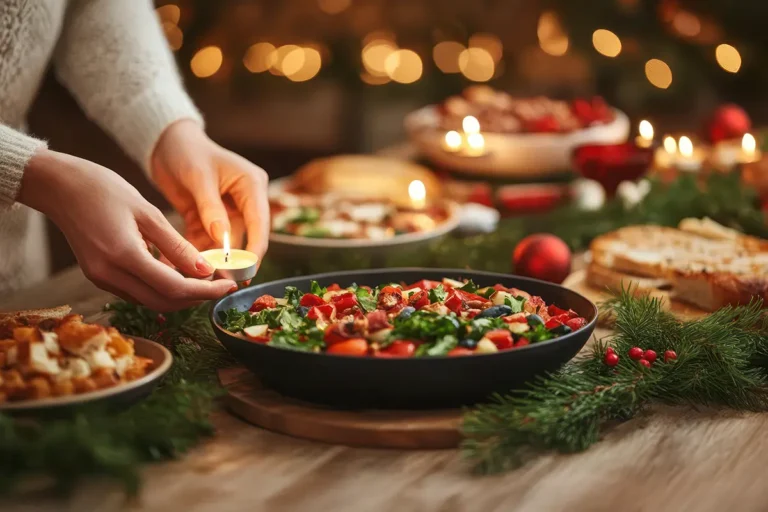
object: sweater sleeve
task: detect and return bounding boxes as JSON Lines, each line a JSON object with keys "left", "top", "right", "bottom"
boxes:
{"left": 53, "top": 0, "right": 204, "bottom": 174}
{"left": 0, "top": 125, "right": 47, "bottom": 207}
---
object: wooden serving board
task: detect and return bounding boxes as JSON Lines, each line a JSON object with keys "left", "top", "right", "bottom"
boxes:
{"left": 217, "top": 367, "right": 463, "bottom": 449}
{"left": 563, "top": 269, "right": 708, "bottom": 321}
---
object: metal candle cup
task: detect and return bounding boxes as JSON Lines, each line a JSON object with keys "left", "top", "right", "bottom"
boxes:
{"left": 200, "top": 249, "right": 258, "bottom": 283}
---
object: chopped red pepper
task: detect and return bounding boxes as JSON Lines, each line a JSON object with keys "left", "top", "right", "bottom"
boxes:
{"left": 566, "top": 317, "right": 587, "bottom": 330}
{"left": 515, "top": 337, "right": 530, "bottom": 348}
{"left": 300, "top": 293, "right": 325, "bottom": 307}
{"left": 485, "top": 329, "right": 514, "bottom": 350}
{"left": 307, "top": 303, "right": 335, "bottom": 321}
{"left": 331, "top": 292, "right": 358, "bottom": 312}
{"left": 444, "top": 292, "right": 465, "bottom": 313}
{"left": 250, "top": 295, "right": 277, "bottom": 312}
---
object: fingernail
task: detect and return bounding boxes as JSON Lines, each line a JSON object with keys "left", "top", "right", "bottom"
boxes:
{"left": 227, "top": 283, "right": 238, "bottom": 293}
{"left": 211, "top": 221, "right": 226, "bottom": 243}
{"left": 196, "top": 256, "right": 214, "bottom": 275}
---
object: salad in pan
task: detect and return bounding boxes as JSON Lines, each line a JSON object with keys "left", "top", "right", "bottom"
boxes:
{"left": 218, "top": 278, "right": 589, "bottom": 357}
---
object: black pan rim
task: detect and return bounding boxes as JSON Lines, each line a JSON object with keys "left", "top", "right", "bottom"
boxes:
{"left": 210, "top": 267, "right": 598, "bottom": 361}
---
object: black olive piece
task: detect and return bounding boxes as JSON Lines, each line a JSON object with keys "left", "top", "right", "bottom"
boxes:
{"left": 296, "top": 306, "right": 310, "bottom": 317}
{"left": 397, "top": 306, "right": 416, "bottom": 320}
{"left": 477, "top": 305, "right": 513, "bottom": 318}
{"left": 527, "top": 314, "right": 544, "bottom": 326}
{"left": 458, "top": 338, "right": 478, "bottom": 349}
{"left": 551, "top": 324, "right": 572, "bottom": 335}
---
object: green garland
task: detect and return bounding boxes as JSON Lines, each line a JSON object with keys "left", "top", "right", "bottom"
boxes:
{"left": 1, "top": 171, "right": 766, "bottom": 494}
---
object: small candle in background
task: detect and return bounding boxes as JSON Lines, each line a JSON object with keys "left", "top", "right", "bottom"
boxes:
{"left": 676, "top": 136, "right": 703, "bottom": 172}
{"left": 741, "top": 133, "right": 759, "bottom": 163}
{"left": 635, "top": 120, "right": 654, "bottom": 148}
{"left": 408, "top": 179, "right": 427, "bottom": 210}
{"left": 663, "top": 136, "right": 677, "bottom": 154}
{"left": 443, "top": 130, "right": 462, "bottom": 152}
{"left": 466, "top": 132, "right": 485, "bottom": 156}
{"left": 462, "top": 115, "right": 480, "bottom": 135}
{"left": 654, "top": 135, "right": 677, "bottom": 169}
{"left": 711, "top": 132, "right": 760, "bottom": 170}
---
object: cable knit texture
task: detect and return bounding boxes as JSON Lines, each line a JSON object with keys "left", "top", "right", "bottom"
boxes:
{"left": 0, "top": 0, "right": 203, "bottom": 293}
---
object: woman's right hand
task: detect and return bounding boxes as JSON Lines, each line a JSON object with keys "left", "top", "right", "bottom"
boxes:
{"left": 18, "top": 149, "right": 237, "bottom": 311}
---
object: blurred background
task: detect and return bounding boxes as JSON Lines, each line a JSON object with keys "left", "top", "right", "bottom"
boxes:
{"left": 30, "top": 0, "right": 768, "bottom": 271}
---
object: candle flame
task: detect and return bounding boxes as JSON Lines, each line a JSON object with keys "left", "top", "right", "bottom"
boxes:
{"left": 639, "top": 120, "right": 653, "bottom": 140}
{"left": 742, "top": 133, "right": 756, "bottom": 154}
{"left": 467, "top": 132, "right": 485, "bottom": 150}
{"left": 462, "top": 115, "right": 480, "bottom": 134}
{"left": 678, "top": 136, "right": 693, "bottom": 157}
{"left": 223, "top": 231, "right": 230, "bottom": 262}
{"left": 444, "top": 130, "right": 462, "bottom": 149}
{"left": 408, "top": 179, "right": 427, "bottom": 208}
{"left": 663, "top": 135, "right": 676, "bottom": 154}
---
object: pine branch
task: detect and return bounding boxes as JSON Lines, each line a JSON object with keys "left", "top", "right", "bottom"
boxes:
{"left": 461, "top": 291, "right": 768, "bottom": 474}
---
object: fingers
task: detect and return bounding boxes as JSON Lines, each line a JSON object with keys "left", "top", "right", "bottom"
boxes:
{"left": 227, "top": 155, "right": 270, "bottom": 258}
{"left": 92, "top": 267, "right": 202, "bottom": 312}
{"left": 189, "top": 170, "right": 230, "bottom": 244}
{"left": 138, "top": 208, "right": 214, "bottom": 278}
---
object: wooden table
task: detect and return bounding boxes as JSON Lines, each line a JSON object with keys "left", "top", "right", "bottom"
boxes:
{"left": 6, "top": 256, "right": 768, "bottom": 512}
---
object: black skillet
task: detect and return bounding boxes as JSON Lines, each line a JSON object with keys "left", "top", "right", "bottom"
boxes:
{"left": 210, "top": 268, "right": 597, "bottom": 409}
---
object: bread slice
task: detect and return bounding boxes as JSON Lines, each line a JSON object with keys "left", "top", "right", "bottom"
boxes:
{"left": 585, "top": 262, "right": 672, "bottom": 298}
{"left": 587, "top": 219, "right": 768, "bottom": 312}
{"left": 288, "top": 155, "right": 443, "bottom": 208}
{"left": 0, "top": 305, "right": 71, "bottom": 323}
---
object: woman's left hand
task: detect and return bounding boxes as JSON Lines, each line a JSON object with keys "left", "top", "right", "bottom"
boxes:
{"left": 150, "top": 120, "right": 270, "bottom": 259}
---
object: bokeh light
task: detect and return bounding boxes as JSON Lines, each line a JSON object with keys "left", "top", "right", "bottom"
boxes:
{"left": 287, "top": 48, "right": 322, "bottom": 82}
{"left": 317, "top": 0, "right": 351, "bottom": 14}
{"left": 385, "top": 49, "right": 422, "bottom": 84}
{"left": 270, "top": 44, "right": 302, "bottom": 76}
{"left": 360, "top": 71, "right": 390, "bottom": 85}
{"left": 715, "top": 44, "right": 742, "bottom": 73}
{"left": 162, "top": 22, "right": 183, "bottom": 51}
{"left": 645, "top": 59, "right": 672, "bottom": 89}
{"left": 363, "top": 40, "right": 398, "bottom": 77}
{"left": 538, "top": 11, "right": 569, "bottom": 56}
{"left": 190, "top": 46, "right": 223, "bottom": 78}
{"left": 672, "top": 11, "right": 701, "bottom": 37}
{"left": 243, "top": 42, "right": 276, "bottom": 73}
{"left": 156, "top": 4, "right": 181, "bottom": 25}
{"left": 458, "top": 48, "right": 495, "bottom": 82}
{"left": 469, "top": 33, "right": 503, "bottom": 63}
{"left": 592, "top": 29, "right": 621, "bottom": 57}
{"left": 433, "top": 41, "right": 465, "bottom": 74}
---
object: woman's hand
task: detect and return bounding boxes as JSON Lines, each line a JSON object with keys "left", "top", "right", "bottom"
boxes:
{"left": 18, "top": 149, "right": 237, "bottom": 311}
{"left": 150, "top": 120, "right": 270, "bottom": 259}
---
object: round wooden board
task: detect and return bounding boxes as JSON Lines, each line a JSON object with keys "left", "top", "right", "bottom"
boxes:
{"left": 563, "top": 269, "right": 708, "bottom": 321}
{"left": 217, "top": 367, "right": 463, "bottom": 449}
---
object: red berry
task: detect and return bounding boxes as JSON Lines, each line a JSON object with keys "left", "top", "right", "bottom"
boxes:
{"left": 604, "top": 352, "right": 619, "bottom": 367}
{"left": 638, "top": 359, "right": 651, "bottom": 369}
{"left": 664, "top": 350, "right": 677, "bottom": 362}
{"left": 628, "top": 347, "right": 643, "bottom": 360}
{"left": 643, "top": 350, "right": 657, "bottom": 363}
{"left": 605, "top": 347, "right": 615, "bottom": 355}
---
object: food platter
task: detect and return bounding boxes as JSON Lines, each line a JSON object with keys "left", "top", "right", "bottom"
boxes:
{"left": 0, "top": 336, "right": 172, "bottom": 413}
{"left": 210, "top": 268, "right": 597, "bottom": 409}
{"left": 405, "top": 105, "right": 630, "bottom": 178}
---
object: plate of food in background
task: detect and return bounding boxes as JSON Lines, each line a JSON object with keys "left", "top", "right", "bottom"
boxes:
{"left": 405, "top": 85, "right": 630, "bottom": 178}
{"left": 267, "top": 155, "right": 460, "bottom": 263}
{"left": 0, "top": 306, "right": 172, "bottom": 412}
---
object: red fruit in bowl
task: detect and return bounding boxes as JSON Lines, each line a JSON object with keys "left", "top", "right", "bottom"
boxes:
{"left": 512, "top": 234, "right": 572, "bottom": 284}
{"left": 526, "top": 115, "right": 561, "bottom": 133}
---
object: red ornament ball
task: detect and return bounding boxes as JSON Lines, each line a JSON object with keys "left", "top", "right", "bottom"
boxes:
{"left": 664, "top": 350, "right": 677, "bottom": 363}
{"left": 643, "top": 349, "right": 657, "bottom": 363}
{"left": 628, "top": 347, "right": 644, "bottom": 360}
{"left": 638, "top": 359, "right": 652, "bottom": 369}
{"left": 707, "top": 104, "right": 751, "bottom": 144}
{"left": 513, "top": 234, "right": 572, "bottom": 284}
{"left": 605, "top": 347, "right": 615, "bottom": 355}
{"left": 604, "top": 352, "right": 620, "bottom": 367}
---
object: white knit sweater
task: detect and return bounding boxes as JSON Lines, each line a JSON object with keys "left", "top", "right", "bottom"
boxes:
{"left": 0, "top": 0, "right": 203, "bottom": 293}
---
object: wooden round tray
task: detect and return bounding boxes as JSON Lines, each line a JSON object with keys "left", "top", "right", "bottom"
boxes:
{"left": 217, "top": 367, "right": 463, "bottom": 449}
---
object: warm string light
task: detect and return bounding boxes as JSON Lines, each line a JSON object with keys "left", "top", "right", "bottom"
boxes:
{"left": 645, "top": 59, "right": 673, "bottom": 89}
{"left": 190, "top": 46, "right": 223, "bottom": 78}
{"left": 243, "top": 43, "right": 322, "bottom": 81}
{"left": 592, "top": 29, "right": 622, "bottom": 57}
{"left": 715, "top": 44, "right": 742, "bottom": 73}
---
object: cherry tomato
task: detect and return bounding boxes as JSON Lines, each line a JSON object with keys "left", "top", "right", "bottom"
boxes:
{"left": 408, "top": 290, "right": 430, "bottom": 310}
{"left": 326, "top": 284, "right": 342, "bottom": 291}
{"left": 366, "top": 310, "right": 391, "bottom": 332}
{"left": 503, "top": 313, "right": 527, "bottom": 324}
{"left": 378, "top": 286, "right": 405, "bottom": 310}
{"left": 545, "top": 317, "right": 562, "bottom": 330}
{"left": 515, "top": 337, "right": 530, "bottom": 348}
{"left": 307, "top": 304, "right": 335, "bottom": 320}
{"left": 300, "top": 293, "right": 325, "bottom": 307}
{"left": 324, "top": 323, "right": 355, "bottom": 345}
{"left": 444, "top": 292, "right": 465, "bottom": 313}
{"left": 327, "top": 338, "right": 369, "bottom": 356}
{"left": 566, "top": 317, "right": 587, "bottom": 331}
{"left": 250, "top": 295, "right": 277, "bottom": 312}
{"left": 485, "top": 329, "right": 514, "bottom": 350}
{"left": 448, "top": 347, "right": 474, "bottom": 356}
{"left": 406, "top": 280, "right": 443, "bottom": 291}
{"left": 331, "top": 292, "right": 358, "bottom": 312}
{"left": 548, "top": 304, "right": 569, "bottom": 317}
{"left": 376, "top": 341, "right": 417, "bottom": 358}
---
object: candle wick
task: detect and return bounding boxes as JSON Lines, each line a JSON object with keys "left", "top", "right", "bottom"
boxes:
{"left": 225, "top": 252, "right": 229, "bottom": 263}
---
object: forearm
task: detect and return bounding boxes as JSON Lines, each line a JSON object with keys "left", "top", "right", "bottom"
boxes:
{"left": 54, "top": 0, "right": 203, "bottom": 173}
{"left": 0, "top": 125, "right": 48, "bottom": 207}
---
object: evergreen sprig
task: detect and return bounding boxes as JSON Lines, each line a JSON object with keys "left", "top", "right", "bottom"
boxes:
{"left": 0, "top": 303, "right": 232, "bottom": 495}
{"left": 461, "top": 291, "right": 768, "bottom": 474}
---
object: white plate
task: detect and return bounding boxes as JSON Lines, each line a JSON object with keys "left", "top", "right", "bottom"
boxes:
{"left": 405, "top": 105, "right": 631, "bottom": 178}
{"left": 267, "top": 177, "right": 460, "bottom": 250}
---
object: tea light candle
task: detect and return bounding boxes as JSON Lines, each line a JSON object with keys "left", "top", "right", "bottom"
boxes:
{"left": 654, "top": 135, "right": 677, "bottom": 168}
{"left": 465, "top": 132, "right": 485, "bottom": 156}
{"left": 676, "top": 136, "right": 704, "bottom": 172}
{"left": 635, "top": 120, "right": 654, "bottom": 148}
{"left": 713, "top": 133, "right": 761, "bottom": 169}
{"left": 408, "top": 179, "right": 427, "bottom": 210}
{"left": 462, "top": 115, "right": 480, "bottom": 134}
{"left": 200, "top": 232, "right": 258, "bottom": 283}
{"left": 443, "top": 130, "right": 462, "bottom": 152}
